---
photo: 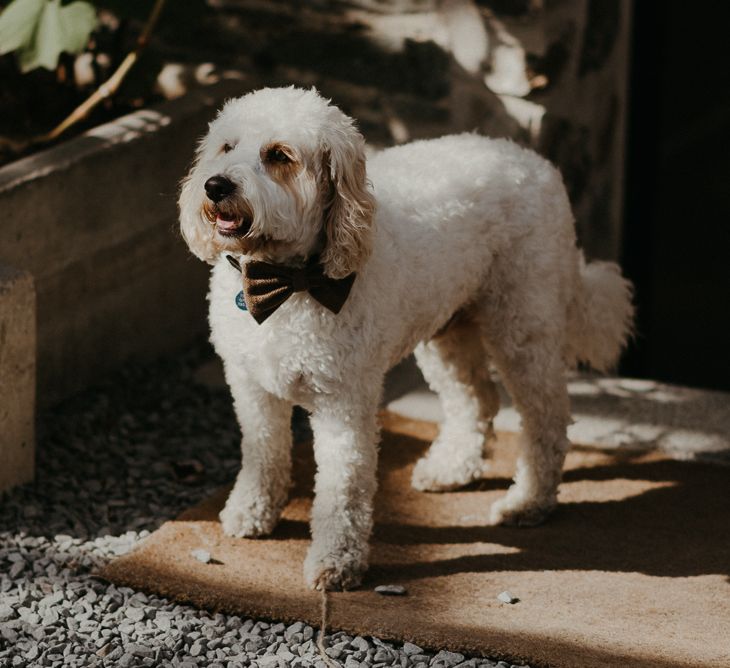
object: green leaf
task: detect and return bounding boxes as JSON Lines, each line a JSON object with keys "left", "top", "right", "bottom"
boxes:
{"left": 0, "top": 0, "right": 97, "bottom": 72}
{"left": 0, "top": 0, "right": 45, "bottom": 54}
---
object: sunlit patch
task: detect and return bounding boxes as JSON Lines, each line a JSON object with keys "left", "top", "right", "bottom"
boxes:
{"left": 375, "top": 540, "right": 521, "bottom": 566}
{"left": 567, "top": 380, "right": 602, "bottom": 396}
{"left": 596, "top": 378, "right": 689, "bottom": 404}
{"left": 560, "top": 478, "right": 676, "bottom": 504}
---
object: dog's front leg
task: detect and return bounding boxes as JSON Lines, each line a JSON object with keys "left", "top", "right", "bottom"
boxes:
{"left": 219, "top": 370, "right": 293, "bottom": 538}
{"left": 304, "top": 401, "right": 379, "bottom": 590}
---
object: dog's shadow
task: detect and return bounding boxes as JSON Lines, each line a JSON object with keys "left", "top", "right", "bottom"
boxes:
{"left": 270, "top": 429, "right": 730, "bottom": 584}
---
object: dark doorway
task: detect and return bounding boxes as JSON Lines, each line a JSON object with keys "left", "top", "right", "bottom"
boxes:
{"left": 621, "top": 1, "right": 730, "bottom": 391}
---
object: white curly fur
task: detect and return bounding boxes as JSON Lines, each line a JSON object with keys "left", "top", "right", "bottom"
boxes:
{"left": 178, "top": 86, "right": 634, "bottom": 590}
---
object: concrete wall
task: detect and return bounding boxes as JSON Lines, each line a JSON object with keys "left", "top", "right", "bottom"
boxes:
{"left": 0, "top": 80, "right": 248, "bottom": 406}
{"left": 0, "top": 264, "right": 35, "bottom": 493}
{"left": 216, "top": 0, "right": 632, "bottom": 260}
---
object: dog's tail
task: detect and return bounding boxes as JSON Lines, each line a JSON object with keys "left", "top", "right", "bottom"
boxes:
{"left": 566, "top": 253, "right": 634, "bottom": 372}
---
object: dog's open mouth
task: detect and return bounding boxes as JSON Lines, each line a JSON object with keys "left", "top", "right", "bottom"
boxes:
{"left": 215, "top": 213, "right": 252, "bottom": 237}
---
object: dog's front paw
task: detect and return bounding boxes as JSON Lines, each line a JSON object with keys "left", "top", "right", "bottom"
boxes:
{"left": 411, "top": 438, "right": 490, "bottom": 492}
{"left": 219, "top": 490, "right": 283, "bottom": 538}
{"left": 489, "top": 489, "right": 556, "bottom": 527}
{"left": 303, "top": 544, "right": 367, "bottom": 591}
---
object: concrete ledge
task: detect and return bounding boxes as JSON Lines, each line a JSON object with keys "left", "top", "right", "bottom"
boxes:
{"left": 0, "top": 263, "right": 35, "bottom": 493}
{"left": 0, "top": 79, "right": 249, "bottom": 405}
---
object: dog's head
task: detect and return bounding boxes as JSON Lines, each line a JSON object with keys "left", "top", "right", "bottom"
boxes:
{"left": 179, "top": 87, "right": 375, "bottom": 278}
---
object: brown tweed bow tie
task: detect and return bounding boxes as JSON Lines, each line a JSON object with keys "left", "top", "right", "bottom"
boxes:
{"left": 226, "top": 255, "right": 356, "bottom": 324}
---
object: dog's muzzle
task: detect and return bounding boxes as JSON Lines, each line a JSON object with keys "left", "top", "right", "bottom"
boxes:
{"left": 203, "top": 175, "right": 252, "bottom": 237}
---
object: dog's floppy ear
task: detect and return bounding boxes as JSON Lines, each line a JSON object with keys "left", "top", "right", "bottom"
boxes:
{"left": 179, "top": 162, "right": 218, "bottom": 264}
{"left": 320, "top": 123, "right": 375, "bottom": 279}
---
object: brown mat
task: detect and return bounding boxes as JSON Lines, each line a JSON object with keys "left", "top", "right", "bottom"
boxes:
{"left": 101, "top": 414, "right": 730, "bottom": 668}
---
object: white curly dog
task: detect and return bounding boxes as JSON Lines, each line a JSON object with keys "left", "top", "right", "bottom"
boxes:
{"left": 179, "top": 86, "right": 633, "bottom": 591}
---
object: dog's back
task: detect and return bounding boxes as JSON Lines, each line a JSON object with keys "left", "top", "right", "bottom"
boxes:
{"left": 367, "top": 132, "right": 632, "bottom": 372}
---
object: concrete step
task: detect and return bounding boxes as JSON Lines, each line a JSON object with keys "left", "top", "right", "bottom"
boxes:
{"left": 0, "top": 263, "right": 35, "bottom": 492}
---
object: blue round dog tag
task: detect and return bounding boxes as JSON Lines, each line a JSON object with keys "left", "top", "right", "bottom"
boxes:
{"left": 235, "top": 290, "right": 248, "bottom": 311}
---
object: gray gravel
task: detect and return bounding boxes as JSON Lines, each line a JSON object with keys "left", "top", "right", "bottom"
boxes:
{"left": 0, "top": 345, "right": 529, "bottom": 668}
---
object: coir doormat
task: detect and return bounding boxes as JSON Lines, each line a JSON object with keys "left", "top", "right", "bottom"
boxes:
{"left": 100, "top": 413, "right": 730, "bottom": 668}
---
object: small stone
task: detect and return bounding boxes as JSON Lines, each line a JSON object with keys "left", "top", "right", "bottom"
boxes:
{"left": 9, "top": 561, "right": 24, "bottom": 578}
{"left": 96, "top": 644, "right": 113, "bottom": 657}
{"left": 277, "top": 649, "right": 296, "bottom": 662}
{"left": 432, "top": 650, "right": 465, "bottom": 666}
{"left": 106, "top": 646, "right": 124, "bottom": 662}
{"left": 111, "top": 543, "right": 131, "bottom": 556}
{"left": 155, "top": 615, "right": 171, "bottom": 631}
{"left": 374, "top": 648, "right": 392, "bottom": 662}
{"left": 127, "top": 643, "right": 155, "bottom": 658}
{"left": 403, "top": 642, "right": 423, "bottom": 655}
{"left": 285, "top": 621, "right": 304, "bottom": 641}
{"left": 245, "top": 637, "right": 264, "bottom": 652}
{"left": 42, "top": 608, "right": 60, "bottom": 625}
{"left": 497, "top": 591, "right": 519, "bottom": 604}
{"left": 298, "top": 639, "right": 314, "bottom": 656}
{"left": 190, "top": 548, "right": 212, "bottom": 564}
{"left": 21, "top": 611, "right": 40, "bottom": 625}
{"left": 325, "top": 646, "right": 343, "bottom": 659}
{"left": 0, "top": 605, "right": 14, "bottom": 622}
{"left": 118, "top": 653, "right": 136, "bottom": 668}
{"left": 125, "top": 606, "right": 145, "bottom": 621}
{"left": 411, "top": 654, "right": 432, "bottom": 663}
{"left": 374, "top": 584, "right": 407, "bottom": 596}
{"left": 350, "top": 636, "right": 369, "bottom": 652}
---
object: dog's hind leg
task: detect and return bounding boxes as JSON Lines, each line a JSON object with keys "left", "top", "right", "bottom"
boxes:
{"left": 411, "top": 315, "right": 499, "bottom": 492}
{"left": 483, "top": 323, "right": 571, "bottom": 527}
{"left": 219, "top": 368, "right": 293, "bottom": 538}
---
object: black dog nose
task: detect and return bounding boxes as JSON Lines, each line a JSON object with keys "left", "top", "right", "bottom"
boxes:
{"left": 204, "top": 175, "right": 235, "bottom": 202}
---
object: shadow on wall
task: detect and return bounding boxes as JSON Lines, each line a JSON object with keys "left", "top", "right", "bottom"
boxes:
{"left": 217, "top": 0, "right": 630, "bottom": 262}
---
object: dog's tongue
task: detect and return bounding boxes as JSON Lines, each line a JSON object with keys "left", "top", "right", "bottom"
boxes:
{"left": 216, "top": 214, "right": 240, "bottom": 231}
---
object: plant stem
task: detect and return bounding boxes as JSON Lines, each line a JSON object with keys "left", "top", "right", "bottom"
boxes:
{"left": 34, "top": 0, "right": 167, "bottom": 145}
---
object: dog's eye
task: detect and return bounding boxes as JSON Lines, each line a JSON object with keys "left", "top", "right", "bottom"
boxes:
{"left": 222, "top": 143, "right": 234, "bottom": 154}
{"left": 266, "top": 148, "right": 291, "bottom": 164}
